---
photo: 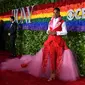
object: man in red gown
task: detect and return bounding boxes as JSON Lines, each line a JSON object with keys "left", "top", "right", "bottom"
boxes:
{"left": 42, "top": 8, "right": 68, "bottom": 81}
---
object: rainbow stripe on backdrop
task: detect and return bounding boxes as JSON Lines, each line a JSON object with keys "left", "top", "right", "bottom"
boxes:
{"left": 0, "top": 0, "right": 85, "bottom": 31}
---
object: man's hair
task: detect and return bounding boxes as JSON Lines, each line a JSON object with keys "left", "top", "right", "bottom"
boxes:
{"left": 0, "top": 20, "right": 3, "bottom": 24}
{"left": 54, "top": 8, "right": 60, "bottom": 12}
{"left": 10, "top": 16, "right": 15, "bottom": 21}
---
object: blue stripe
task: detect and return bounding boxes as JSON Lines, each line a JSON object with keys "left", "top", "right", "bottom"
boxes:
{"left": 4, "top": 20, "right": 85, "bottom": 32}
{"left": 66, "top": 20, "right": 85, "bottom": 32}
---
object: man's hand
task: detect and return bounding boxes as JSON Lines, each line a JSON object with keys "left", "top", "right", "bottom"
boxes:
{"left": 50, "top": 31, "right": 56, "bottom": 35}
{"left": 48, "top": 30, "right": 51, "bottom": 35}
{"left": 48, "top": 30, "right": 56, "bottom": 35}
{"left": 8, "top": 33, "right": 10, "bottom": 36}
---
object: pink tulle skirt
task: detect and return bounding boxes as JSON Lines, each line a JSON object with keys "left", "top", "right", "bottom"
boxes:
{"left": 0, "top": 48, "right": 79, "bottom": 81}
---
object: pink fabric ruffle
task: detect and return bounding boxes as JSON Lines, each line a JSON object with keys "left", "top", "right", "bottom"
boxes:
{"left": 0, "top": 48, "right": 79, "bottom": 81}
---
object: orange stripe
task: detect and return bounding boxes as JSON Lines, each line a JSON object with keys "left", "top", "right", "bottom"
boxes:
{"left": 0, "top": 2, "right": 85, "bottom": 18}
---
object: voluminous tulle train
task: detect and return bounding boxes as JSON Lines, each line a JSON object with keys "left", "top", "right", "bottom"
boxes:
{"left": 0, "top": 48, "right": 79, "bottom": 81}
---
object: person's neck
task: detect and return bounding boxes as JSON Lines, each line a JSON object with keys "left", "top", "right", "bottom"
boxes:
{"left": 54, "top": 15, "right": 60, "bottom": 19}
{"left": 54, "top": 17, "right": 58, "bottom": 19}
{"left": 12, "top": 21, "right": 14, "bottom": 23}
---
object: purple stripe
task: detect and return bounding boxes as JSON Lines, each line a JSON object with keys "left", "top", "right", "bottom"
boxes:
{"left": 4, "top": 21, "right": 85, "bottom": 32}
{"left": 67, "top": 26, "right": 85, "bottom": 32}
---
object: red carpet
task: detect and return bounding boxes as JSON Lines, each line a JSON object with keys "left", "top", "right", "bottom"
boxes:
{"left": 0, "top": 51, "right": 85, "bottom": 85}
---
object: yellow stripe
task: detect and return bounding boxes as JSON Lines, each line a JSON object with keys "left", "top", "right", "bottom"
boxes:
{"left": 0, "top": 16, "right": 24, "bottom": 21}
{"left": 0, "top": 18, "right": 9, "bottom": 21}
{"left": 60, "top": 12, "right": 67, "bottom": 16}
{"left": 31, "top": 12, "right": 67, "bottom": 19}
{"left": 31, "top": 13, "right": 53, "bottom": 19}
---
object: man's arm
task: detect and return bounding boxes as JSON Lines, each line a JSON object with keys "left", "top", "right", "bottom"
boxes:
{"left": 46, "top": 17, "right": 54, "bottom": 34}
{"left": 56, "top": 22, "right": 67, "bottom": 35}
{"left": 11, "top": 22, "right": 17, "bottom": 35}
{"left": 46, "top": 26, "right": 50, "bottom": 34}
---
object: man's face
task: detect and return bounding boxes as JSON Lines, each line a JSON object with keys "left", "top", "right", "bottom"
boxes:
{"left": 53, "top": 10, "right": 60, "bottom": 18}
{"left": 10, "top": 18, "right": 13, "bottom": 22}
